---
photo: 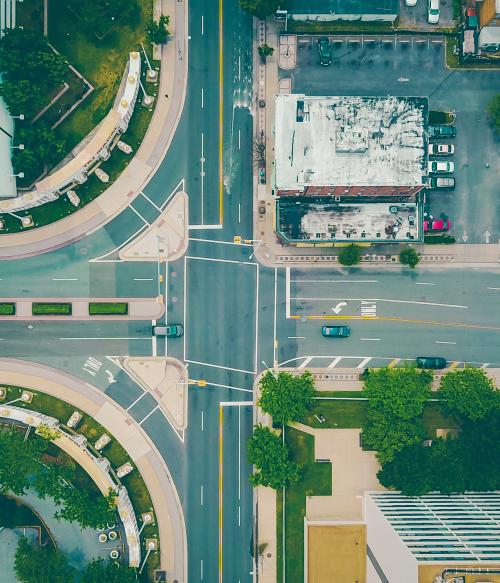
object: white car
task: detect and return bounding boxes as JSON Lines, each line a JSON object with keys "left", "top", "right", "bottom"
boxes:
{"left": 428, "top": 161, "right": 454, "bottom": 174}
{"left": 428, "top": 0, "right": 440, "bottom": 24}
{"left": 405, "top": 0, "right": 418, "bottom": 6}
{"left": 428, "top": 143, "right": 455, "bottom": 156}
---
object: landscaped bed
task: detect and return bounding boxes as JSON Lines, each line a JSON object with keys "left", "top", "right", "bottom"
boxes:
{"left": 88, "top": 302, "right": 128, "bottom": 315}
{"left": 0, "top": 303, "right": 16, "bottom": 315}
{"left": 32, "top": 302, "right": 72, "bottom": 315}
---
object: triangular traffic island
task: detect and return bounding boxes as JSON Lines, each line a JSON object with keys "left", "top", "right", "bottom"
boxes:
{"left": 119, "top": 191, "right": 188, "bottom": 262}
{"left": 123, "top": 357, "right": 188, "bottom": 431}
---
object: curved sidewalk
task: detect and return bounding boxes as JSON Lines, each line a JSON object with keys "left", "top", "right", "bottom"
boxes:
{"left": 0, "top": 0, "right": 189, "bottom": 260}
{"left": 0, "top": 358, "right": 187, "bottom": 582}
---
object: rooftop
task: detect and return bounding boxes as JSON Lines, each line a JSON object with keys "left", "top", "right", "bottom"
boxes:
{"left": 281, "top": 0, "right": 399, "bottom": 15}
{"left": 274, "top": 95, "right": 427, "bottom": 192}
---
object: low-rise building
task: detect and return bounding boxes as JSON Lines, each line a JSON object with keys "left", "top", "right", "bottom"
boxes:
{"left": 273, "top": 94, "right": 428, "bottom": 245}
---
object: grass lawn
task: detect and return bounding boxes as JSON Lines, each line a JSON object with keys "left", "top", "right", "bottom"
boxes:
{"left": 302, "top": 399, "right": 368, "bottom": 429}
{"left": 89, "top": 302, "right": 128, "bottom": 315}
{"left": 0, "top": 303, "right": 15, "bottom": 315}
{"left": 315, "top": 390, "right": 364, "bottom": 398}
{"left": 32, "top": 302, "right": 72, "bottom": 315}
{"left": 283, "top": 427, "right": 332, "bottom": 583}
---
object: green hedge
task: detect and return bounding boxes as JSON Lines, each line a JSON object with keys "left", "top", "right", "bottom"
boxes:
{"left": 32, "top": 302, "right": 72, "bottom": 315}
{"left": 88, "top": 302, "right": 128, "bottom": 315}
{"left": 424, "top": 235, "right": 456, "bottom": 245}
{"left": 0, "top": 303, "right": 15, "bottom": 316}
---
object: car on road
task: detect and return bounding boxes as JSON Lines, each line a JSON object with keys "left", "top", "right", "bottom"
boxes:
{"left": 428, "top": 143, "right": 455, "bottom": 156}
{"left": 428, "top": 0, "right": 440, "bottom": 23}
{"left": 416, "top": 356, "right": 447, "bottom": 369}
{"left": 428, "top": 161, "right": 454, "bottom": 174}
{"left": 318, "top": 37, "right": 332, "bottom": 66}
{"left": 429, "top": 125, "right": 456, "bottom": 138}
{"left": 424, "top": 219, "right": 451, "bottom": 233}
{"left": 152, "top": 324, "right": 184, "bottom": 337}
{"left": 321, "top": 325, "right": 350, "bottom": 338}
{"left": 428, "top": 176, "right": 455, "bottom": 189}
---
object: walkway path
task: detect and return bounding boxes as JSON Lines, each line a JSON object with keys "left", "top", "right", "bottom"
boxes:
{"left": 0, "top": 358, "right": 187, "bottom": 582}
{"left": 0, "top": 0, "right": 188, "bottom": 259}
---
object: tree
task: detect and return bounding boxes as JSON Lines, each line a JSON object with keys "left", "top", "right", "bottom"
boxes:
{"left": 0, "top": 429, "right": 47, "bottom": 495}
{"left": 486, "top": 94, "right": 500, "bottom": 134}
{"left": 258, "top": 370, "right": 315, "bottom": 426}
{"left": 147, "top": 15, "right": 170, "bottom": 45}
{"left": 338, "top": 244, "right": 362, "bottom": 266}
{"left": 14, "top": 537, "right": 74, "bottom": 583}
{"left": 13, "top": 121, "right": 66, "bottom": 178}
{"left": 239, "top": 0, "right": 281, "bottom": 19}
{"left": 82, "top": 559, "right": 138, "bottom": 583}
{"left": 439, "top": 368, "right": 500, "bottom": 421}
{"left": 247, "top": 425, "right": 299, "bottom": 489}
{"left": 377, "top": 443, "right": 432, "bottom": 496}
{"left": 258, "top": 44, "right": 274, "bottom": 59}
{"left": 399, "top": 247, "right": 420, "bottom": 268}
{"left": 56, "top": 487, "right": 117, "bottom": 529}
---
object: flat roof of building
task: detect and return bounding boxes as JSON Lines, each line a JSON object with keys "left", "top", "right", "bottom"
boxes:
{"left": 282, "top": 0, "right": 399, "bottom": 15}
{"left": 275, "top": 95, "right": 427, "bottom": 191}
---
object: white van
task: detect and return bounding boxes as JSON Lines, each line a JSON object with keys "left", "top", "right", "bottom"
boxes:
{"left": 428, "top": 0, "right": 440, "bottom": 24}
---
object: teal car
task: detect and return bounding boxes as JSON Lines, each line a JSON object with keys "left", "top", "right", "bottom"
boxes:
{"left": 318, "top": 38, "right": 332, "bottom": 66}
{"left": 152, "top": 324, "right": 184, "bottom": 337}
{"left": 322, "top": 325, "right": 350, "bottom": 338}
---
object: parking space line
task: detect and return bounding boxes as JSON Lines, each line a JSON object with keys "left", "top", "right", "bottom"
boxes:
{"left": 357, "top": 357, "right": 372, "bottom": 369}
{"left": 388, "top": 358, "right": 400, "bottom": 368}
{"left": 126, "top": 391, "right": 147, "bottom": 411}
{"left": 185, "top": 359, "right": 256, "bottom": 375}
{"left": 298, "top": 356, "right": 313, "bottom": 369}
{"left": 129, "top": 204, "right": 151, "bottom": 226}
{"left": 138, "top": 405, "right": 159, "bottom": 426}
{"left": 328, "top": 357, "right": 342, "bottom": 369}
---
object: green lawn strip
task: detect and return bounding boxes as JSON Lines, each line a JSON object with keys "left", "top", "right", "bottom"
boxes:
{"left": 0, "top": 303, "right": 15, "bottom": 316}
{"left": 284, "top": 427, "right": 332, "bottom": 583}
{"left": 16, "top": 0, "right": 44, "bottom": 32}
{"left": 32, "top": 302, "right": 72, "bottom": 315}
{"left": 276, "top": 488, "right": 283, "bottom": 583}
{"left": 289, "top": 20, "right": 393, "bottom": 34}
{"left": 89, "top": 302, "right": 128, "bottom": 315}
{"left": 315, "top": 390, "right": 364, "bottom": 398}
{"left": 302, "top": 399, "right": 369, "bottom": 429}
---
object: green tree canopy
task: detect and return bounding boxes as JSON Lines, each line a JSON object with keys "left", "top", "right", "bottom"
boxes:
{"left": 338, "top": 244, "right": 362, "bottom": 266}
{"left": 147, "top": 15, "right": 170, "bottom": 45}
{"left": 239, "top": 0, "right": 281, "bottom": 19}
{"left": 258, "top": 370, "right": 315, "bottom": 426}
{"left": 14, "top": 537, "right": 74, "bottom": 583}
{"left": 82, "top": 559, "right": 138, "bottom": 583}
{"left": 399, "top": 247, "right": 420, "bottom": 268}
{"left": 55, "top": 487, "right": 117, "bottom": 530}
{"left": 258, "top": 44, "right": 274, "bottom": 58}
{"left": 439, "top": 368, "right": 500, "bottom": 421}
{"left": 247, "top": 425, "right": 299, "bottom": 489}
{"left": 13, "top": 121, "right": 66, "bottom": 179}
{"left": 486, "top": 94, "right": 500, "bottom": 134}
{"left": 377, "top": 442, "right": 432, "bottom": 496}
{"left": 0, "top": 429, "right": 47, "bottom": 495}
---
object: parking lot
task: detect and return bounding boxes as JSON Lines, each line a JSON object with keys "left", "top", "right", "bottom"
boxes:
{"left": 280, "top": 34, "right": 500, "bottom": 244}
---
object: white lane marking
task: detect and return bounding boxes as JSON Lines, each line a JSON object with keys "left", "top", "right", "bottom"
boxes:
{"left": 200, "top": 559, "right": 204, "bottom": 580}
{"left": 328, "top": 357, "right": 342, "bottom": 369}
{"left": 291, "top": 279, "right": 379, "bottom": 283}
{"left": 360, "top": 338, "right": 381, "bottom": 341}
{"left": 219, "top": 401, "right": 253, "bottom": 407}
{"left": 200, "top": 484, "right": 204, "bottom": 506}
{"left": 288, "top": 336, "right": 306, "bottom": 339}
{"left": 285, "top": 267, "right": 291, "bottom": 319}
{"left": 61, "top": 337, "right": 150, "bottom": 340}
{"left": 188, "top": 237, "right": 250, "bottom": 245}
{"left": 416, "top": 282, "right": 436, "bottom": 286}
{"left": 292, "top": 297, "right": 468, "bottom": 309}
{"left": 152, "top": 318, "right": 157, "bottom": 357}
{"left": 435, "top": 341, "right": 456, "bottom": 345}
{"left": 186, "top": 359, "right": 255, "bottom": 375}
{"left": 238, "top": 129, "right": 241, "bottom": 150}
{"left": 487, "top": 287, "right": 500, "bottom": 290}
{"left": 201, "top": 14, "right": 204, "bottom": 35}
{"left": 255, "top": 264, "right": 260, "bottom": 374}
{"left": 201, "top": 87, "right": 204, "bottom": 108}
{"left": 134, "top": 278, "right": 154, "bottom": 281}
{"left": 273, "top": 268, "right": 278, "bottom": 367}
{"left": 188, "top": 224, "right": 223, "bottom": 230}
{"left": 160, "top": 178, "right": 185, "bottom": 211}
{"left": 52, "top": 278, "right": 78, "bottom": 281}
{"left": 201, "top": 132, "right": 205, "bottom": 224}
{"left": 139, "top": 190, "right": 162, "bottom": 212}
{"left": 126, "top": 391, "right": 147, "bottom": 411}
{"left": 298, "top": 356, "right": 313, "bottom": 369}
{"left": 238, "top": 203, "right": 241, "bottom": 223}
{"left": 186, "top": 255, "right": 250, "bottom": 265}
{"left": 138, "top": 405, "right": 160, "bottom": 426}
{"left": 201, "top": 410, "right": 204, "bottom": 431}
{"left": 357, "top": 357, "right": 372, "bottom": 369}
{"left": 183, "top": 255, "right": 187, "bottom": 362}
{"left": 129, "top": 204, "right": 150, "bottom": 226}
{"left": 205, "top": 382, "right": 253, "bottom": 393}
{"left": 238, "top": 505, "right": 241, "bottom": 527}
{"left": 238, "top": 407, "right": 241, "bottom": 500}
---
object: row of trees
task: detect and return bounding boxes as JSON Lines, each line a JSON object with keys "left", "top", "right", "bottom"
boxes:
{"left": 15, "top": 538, "right": 137, "bottom": 583}
{"left": 336, "top": 244, "right": 420, "bottom": 268}
{"left": 0, "top": 428, "right": 117, "bottom": 529}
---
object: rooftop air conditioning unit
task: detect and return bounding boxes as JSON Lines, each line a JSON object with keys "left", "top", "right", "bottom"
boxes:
{"left": 334, "top": 196, "right": 341, "bottom": 202}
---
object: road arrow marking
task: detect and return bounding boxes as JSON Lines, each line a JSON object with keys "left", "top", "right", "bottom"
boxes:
{"left": 105, "top": 370, "right": 117, "bottom": 384}
{"left": 331, "top": 301, "right": 347, "bottom": 314}
{"left": 484, "top": 230, "right": 491, "bottom": 244}
{"left": 462, "top": 230, "right": 469, "bottom": 243}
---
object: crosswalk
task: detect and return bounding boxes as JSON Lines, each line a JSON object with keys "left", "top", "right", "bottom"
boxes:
{"left": 278, "top": 355, "right": 498, "bottom": 370}
{"left": 0, "top": 0, "right": 16, "bottom": 36}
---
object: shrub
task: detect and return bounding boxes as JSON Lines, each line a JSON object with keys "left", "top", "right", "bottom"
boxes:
{"left": 338, "top": 244, "right": 362, "bottom": 266}
{"left": 399, "top": 247, "right": 420, "bottom": 268}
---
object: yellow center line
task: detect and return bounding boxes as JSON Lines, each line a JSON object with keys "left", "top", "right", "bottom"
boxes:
{"left": 289, "top": 314, "right": 500, "bottom": 331}
{"left": 218, "top": 404, "right": 224, "bottom": 582}
{"left": 219, "top": 0, "right": 224, "bottom": 225}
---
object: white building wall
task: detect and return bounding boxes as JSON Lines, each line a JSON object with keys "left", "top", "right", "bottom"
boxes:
{"left": 364, "top": 494, "right": 419, "bottom": 583}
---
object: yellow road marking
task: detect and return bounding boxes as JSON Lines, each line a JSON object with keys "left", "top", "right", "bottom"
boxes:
{"left": 289, "top": 314, "right": 500, "bottom": 331}
{"left": 218, "top": 405, "right": 223, "bottom": 582}
{"left": 448, "top": 361, "right": 459, "bottom": 369}
{"left": 388, "top": 358, "right": 400, "bottom": 368}
{"left": 219, "top": 0, "right": 224, "bottom": 225}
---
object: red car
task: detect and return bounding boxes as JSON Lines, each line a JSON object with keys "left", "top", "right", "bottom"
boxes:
{"left": 424, "top": 219, "right": 451, "bottom": 233}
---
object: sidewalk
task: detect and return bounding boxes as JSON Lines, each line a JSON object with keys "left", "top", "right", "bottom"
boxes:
{"left": 0, "top": 0, "right": 189, "bottom": 260}
{"left": 0, "top": 358, "right": 187, "bottom": 581}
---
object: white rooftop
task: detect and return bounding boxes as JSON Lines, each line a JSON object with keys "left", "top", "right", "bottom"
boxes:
{"left": 275, "top": 95, "right": 427, "bottom": 191}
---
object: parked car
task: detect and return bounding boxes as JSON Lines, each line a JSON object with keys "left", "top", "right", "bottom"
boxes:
{"left": 429, "top": 125, "right": 456, "bottom": 138}
{"left": 416, "top": 356, "right": 447, "bottom": 369}
{"left": 428, "top": 0, "right": 440, "bottom": 23}
{"left": 152, "top": 324, "right": 184, "bottom": 337}
{"left": 424, "top": 219, "right": 451, "bottom": 233}
{"left": 321, "top": 325, "right": 350, "bottom": 338}
{"left": 429, "top": 176, "right": 455, "bottom": 189}
{"left": 318, "top": 37, "right": 332, "bottom": 66}
{"left": 428, "top": 143, "right": 455, "bottom": 156}
{"left": 428, "top": 161, "right": 454, "bottom": 174}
